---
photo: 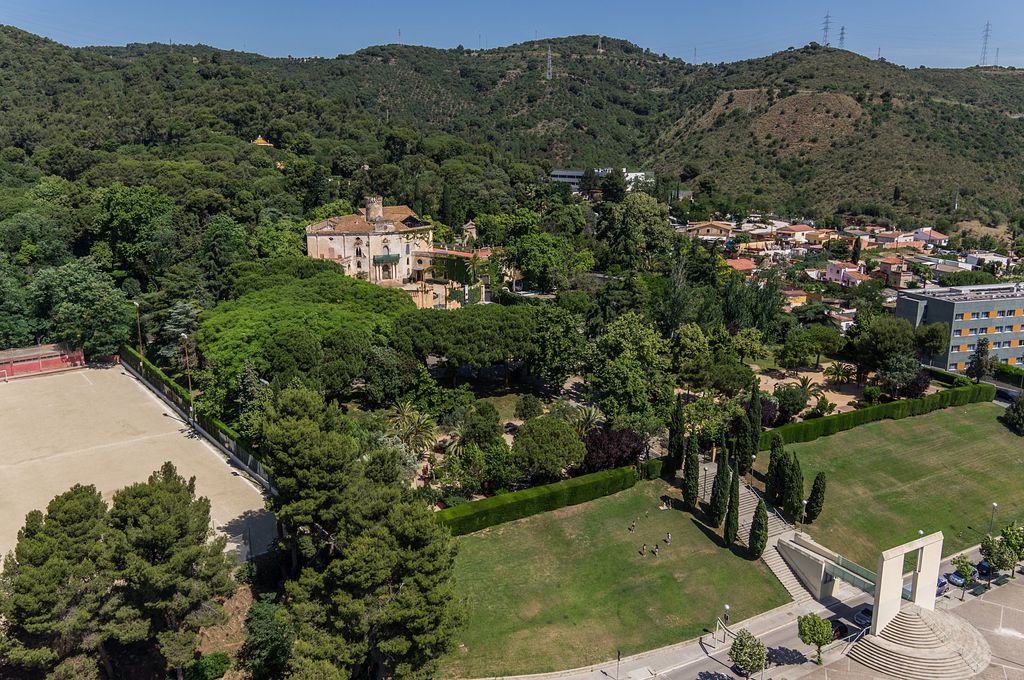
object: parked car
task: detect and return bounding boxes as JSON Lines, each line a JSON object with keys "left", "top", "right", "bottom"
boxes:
{"left": 948, "top": 567, "right": 979, "bottom": 588}
{"left": 977, "top": 560, "right": 992, "bottom": 577}
{"left": 853, "top": 605, "right": 873, "bottom": 627}
{"left": 936, "top": 575, "right": 949, "bottom": 596}
{"left": 831, "top": 621, "right": 850, "bottom": 641}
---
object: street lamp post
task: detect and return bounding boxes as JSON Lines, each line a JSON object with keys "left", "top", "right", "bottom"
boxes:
{"left": 990, "top": 502, "right": 999, "bottom": 534}
{"left": 802, "top": 499, "right": 808, "bottom": 525}
{"left": 723, "top": 603, "right": 730, "bottom": 625}
{"left": 133, "top": 301, "right": 144, "bottom": 360}
{"left": 703, "top": 465, "right": 710, "bottom": 501}
{"left": 180, "top": 333, "right": 194, "bottom": 425}
{"left": 749, "top": 454, "right": 757, "bottom": 486}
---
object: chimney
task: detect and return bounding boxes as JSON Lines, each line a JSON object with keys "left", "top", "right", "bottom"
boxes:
{"left": 365, "top": 196, "right": 384, "bottom": 222}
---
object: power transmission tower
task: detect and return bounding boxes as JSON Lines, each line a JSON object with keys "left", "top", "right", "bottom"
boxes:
{"left": 546, "top": 45, "right": 552, "bottom": 80}
{"left": 981, "top": 21, "right": 991, "bottom": 65}
{"left": 822, "top": 11, "right": 832, "bottom": 46}
{"left": 839, "top": 26, "right": 846, "bottom": 49}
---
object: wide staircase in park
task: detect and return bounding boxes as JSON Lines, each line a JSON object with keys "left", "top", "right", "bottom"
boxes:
{"left": 847, "top": 604, "right": 991, "bottom": 679}
{"left": 703, "top": 465, "right": 813, "bottom": 603}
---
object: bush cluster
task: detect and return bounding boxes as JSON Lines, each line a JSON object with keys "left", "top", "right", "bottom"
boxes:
{"left": 757, "top": 383, "right": 995, "bottom": 449}
{"left": 435, "top": 466, "right": 638, "bottom": 535}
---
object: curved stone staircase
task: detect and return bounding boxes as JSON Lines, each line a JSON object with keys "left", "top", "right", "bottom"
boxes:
{"left": 848, "top": 604, "right": 991, "bottom": 679}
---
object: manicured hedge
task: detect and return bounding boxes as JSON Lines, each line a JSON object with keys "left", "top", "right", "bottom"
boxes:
{"left": 640, "top": 456, "right": 665, "bottom": 480}
{"left": 922, "top": 365, "right": 968, "bottom": 386}
{"left": 436, "top": 466, "right": 639, "bottom": 536}
{"left": 758, "top": 382, "right": 995, "bottom": 450}
{"left": 995, "top": 363, "right": 1024, "bottom": 386}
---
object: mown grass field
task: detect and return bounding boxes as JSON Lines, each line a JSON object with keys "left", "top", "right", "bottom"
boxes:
{"left": 443, "top": 481, "right": 790, "bottom": 677}
{"left": 761, "top": 402, "right": 1024, "bottom": 569}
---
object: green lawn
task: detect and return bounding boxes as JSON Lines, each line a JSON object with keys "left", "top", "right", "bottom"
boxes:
{"left": 443, "top": 481, "right": 790, "bottom": 677}
{"left": 759, "top": 402, "right": 1024, "bottom": 569}
{"left": 480, "top": 393, "right": 523, "bottom": 423}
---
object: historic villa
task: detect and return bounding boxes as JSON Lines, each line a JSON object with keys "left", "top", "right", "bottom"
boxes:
{"left": 305, "top": 196, "right": 433, "bottom": 284}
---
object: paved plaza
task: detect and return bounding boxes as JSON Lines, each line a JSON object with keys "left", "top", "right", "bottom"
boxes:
{"left": 0, "top": 366, "right": 275, "bottom": 560}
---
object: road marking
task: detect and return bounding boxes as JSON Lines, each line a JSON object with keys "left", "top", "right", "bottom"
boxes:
{"left": 0, "top": 431, "right": 181, "bottom": 469}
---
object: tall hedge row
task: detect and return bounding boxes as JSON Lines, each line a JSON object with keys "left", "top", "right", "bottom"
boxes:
{"left": 994, "top": 363, "right": 1024, "bottom": 386}
{"left": 757, "top": 382, "right": 995, "bottom": 450}
{"left": 435, "top": 466, "right": 638, "bottom": 536}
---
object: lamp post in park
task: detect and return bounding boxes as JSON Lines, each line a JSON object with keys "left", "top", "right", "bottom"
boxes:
{"left": 180, "top": 333, "right": 194, "bottom": 425}
{"left": 723, "top": 603, "right": 730, "bottom": 624}
{"left": 990, "top": 502, "right": 999, "bottom": 534}
{"left": 802, "top": 499, "right": 808, "bottom": 525}
{"left": 703, "top": 464, "right": 710, "bottom": 500}
{"left": 750, "top": 454, "right": 757, "bottom": 486}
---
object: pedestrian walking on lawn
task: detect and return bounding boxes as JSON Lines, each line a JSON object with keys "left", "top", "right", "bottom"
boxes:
{"left": 666, "top": 532, "right": 671, "bottom": 545}
{"left": 653, "top": 544, "right": 660, "bottom": 557}
{"left": 641, "top": 543, "right": 647, "bottom": 556}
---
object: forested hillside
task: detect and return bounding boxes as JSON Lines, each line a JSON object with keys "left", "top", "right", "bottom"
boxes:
{"left": 4, "top": 27, "right": 1024, "bottom": 223}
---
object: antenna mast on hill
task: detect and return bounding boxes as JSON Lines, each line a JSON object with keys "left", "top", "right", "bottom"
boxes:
{"left": 546, "top": 44, "right": 553, "bottom": 80}
{"left": 822, "top": 10, "right": 833, "bottom": 46}
{"left": 839, "top": 26, "right": 846, "bottom": 49}
{"left": 981, "top": 21, "right": 992, "bottom": 65}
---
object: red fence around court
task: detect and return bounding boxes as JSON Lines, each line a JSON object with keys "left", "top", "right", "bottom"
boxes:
{"left": 0, "top": 343, "right": 85, "bottom": 380}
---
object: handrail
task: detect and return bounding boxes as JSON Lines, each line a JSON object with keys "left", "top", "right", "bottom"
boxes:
{"left": 743, "top": 479, "right": 794, "bottom": 531}
{"left": 841, "top": 626, "right": 868, "bottom": 655}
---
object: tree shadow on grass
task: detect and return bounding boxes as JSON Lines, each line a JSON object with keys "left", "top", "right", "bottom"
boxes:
{"left": 689, "top": 518, "right": 755, "bottom": 560}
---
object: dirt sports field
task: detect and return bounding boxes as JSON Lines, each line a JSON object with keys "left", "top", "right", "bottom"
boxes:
{"left": 0, "top": 366, "right": 275, "bottom": 560}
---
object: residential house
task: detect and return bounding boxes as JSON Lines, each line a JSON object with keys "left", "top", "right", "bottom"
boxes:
{"left": 306, "top": 196, "right": 433, "bottom": 285}
{"left": 725, "top": 258, "right": 757, "bottom": 275}
{"left": 877, "top": 256, "right": 913, "bottom": 289}
{"left": 826, "top": 260, "right": 870, "bottom": 287}
{"left": 965, "top": 251, "right": 1011, "bottom": 273}
{"left": 680, "top": 221, "right": 733, "bottom": 241}
{"left": 776, "top": 223, "right": 815, "bottom": 243}
{"left": 874, "top": 231, "right": 916, "bottom": 246}
{"left": 913, "top": 228, "right": 949, "bottom": 247}
{"left": 828, "top": 310, "right": 856, "bottom": 333}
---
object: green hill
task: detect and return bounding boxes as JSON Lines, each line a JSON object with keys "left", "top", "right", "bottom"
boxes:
{"left": 3, "top": 26, "right": 1024, "bottom": 223}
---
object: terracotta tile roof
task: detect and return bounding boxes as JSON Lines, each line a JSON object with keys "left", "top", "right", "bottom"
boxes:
{"left": 880, "top": 256, "right": 903, "bottom": 265}
{"left": 357, "top": 205, "right": 419, "bottom": 222}
{"left": 306, "top": 205, "right": 429, "bottom": 235}
{"left": 845, "top": 271, "right": 872, "bottom": 282}
{"left": 725, "top": 258, "right": 757, "bottom": 271}
{"left": 917, "top": 228, "right": 948, "bottom": 239}
{"left": 780, "top": 223, "right": 815, "bottom": 232}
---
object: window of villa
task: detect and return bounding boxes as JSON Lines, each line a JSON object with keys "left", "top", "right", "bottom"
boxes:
{"left": 954, "top": 313, "right": 964, "bottom": 320}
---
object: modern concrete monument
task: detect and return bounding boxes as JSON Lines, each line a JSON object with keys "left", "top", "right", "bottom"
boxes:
{"left": 871, "top": 531, "right": 943, "bottom": 635}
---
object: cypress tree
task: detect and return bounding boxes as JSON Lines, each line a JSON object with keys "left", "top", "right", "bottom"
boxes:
{"left": 766, "top": 434, "right": 785, "bottom": 505}
{"left": 734, "top": 415, "right": 753, "bottom": 477}
{"left": 805, "top": 472, "right": 827, "bottom": 524}
{"left": 725, "top": 462, "right": 740, "bottom": 546}
{"left": 749, "top": 499, "right": 769, "bottom": 559}
{"left": 709, "top": 444, "right": 731, "bottom": 527}
{"left": 784, "top": 452, "right": 805, "bottom": 523}
{"left": 747, "top": 379, "right": 763, "bottom": 453}
{"left": 669, "top": 396, "right": 686, "bottom": 474}
{"left": 851, "top": 237, "right": 862, "bottom": 264}
{"left": 682, "top": 429, "right": 699, "bottom": 511}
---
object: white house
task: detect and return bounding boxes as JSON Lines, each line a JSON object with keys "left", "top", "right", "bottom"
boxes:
{"left": 913, "top": 228, "right": 949, "bottom": 247}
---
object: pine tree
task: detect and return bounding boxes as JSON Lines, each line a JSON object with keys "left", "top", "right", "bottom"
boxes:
{"left": 682, "top": 429, "right": 700, "bottom": 511}
{"left": 747, "top": 379, "right": 763, "bottom": 454}
{"left": 734, "top": 415, "right": 753, "bottom": 476}
{"left": 669, "top": 395, "right": 686, "bottom": 474}
{"left": 749, "top": 499, "right": 769, "bottom": 559}
{"left": 784, "top": 452, "right": 805, "bottom": 523}
{"left": 725, "top": 462, "right": 740, "bottom": 546}
{"left": 805, "top": 472, "right": 827, "bottom": 524}
{"left": 709, "top": 444, "right": 731, "bottom": 527}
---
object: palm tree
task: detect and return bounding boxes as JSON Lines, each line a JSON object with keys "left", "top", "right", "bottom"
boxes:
{"left": 404, "top": 411, "right": 438, "bottom": 457}
{"left": 569, "top": 405, "right": 603, "bottom": 438}
{"left": 823, "top": 362, "right": 854, "bottom": 385}
{"left": 388, "top": 400, "right": 418, "bottom": 431}
{"left": 443, "top": 423, "right": 467, "bottom": 458}
{"left": 795, "top": 375, "right": 824, "bottom": 399}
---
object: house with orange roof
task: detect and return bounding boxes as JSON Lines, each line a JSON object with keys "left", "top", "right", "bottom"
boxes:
{"left": 877, "top": 255, "right": 913, "bottom": 288}
{"left": 825, "top": 260, "right": 869, "bottom": 287}
{"left": 776, "top": 223, "right": 815, "bottom": 243}
{"left": 306, "top": 196, "right": 433, "bottom": 285}
{"left": 913, "top": 228, "right": 949, "bottom": 247}
{"left": 725, "top": 258, "right": 757, "bottom": 274}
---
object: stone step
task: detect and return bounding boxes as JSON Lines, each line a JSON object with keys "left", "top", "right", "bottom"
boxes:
{"left": 762, "top": 544, "right": 812, "bottom": 603}
{"left": 848, "top": 637, "right": 982, "bottom": 680}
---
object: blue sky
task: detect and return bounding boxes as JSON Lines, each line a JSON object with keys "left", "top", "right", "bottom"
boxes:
{"left": 2, "top": 0, "right": 1023, "bottom": 68}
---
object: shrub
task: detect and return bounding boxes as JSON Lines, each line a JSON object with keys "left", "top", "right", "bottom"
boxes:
{"left": 187, "top": 653, "right": 231, "bottom": 680}
{"left": 582, "top": 428, "right": 647, "bottom": 472}
{"left": 640, "top": 456, "right": 664, "bottom": 480}
{"left": 862, "top": 385, "right": 882, "bottom": 405}
{"left": 514, "top": 394, "right": 544, "bottom": 420}
{"left": 898, "top": 369, "right": 931, "bottom": 399}
{"left": 774, "top": 383, "right": 808, "bottom": 424}
{"left": 1001, "top": 396, "right": 1024, "bottom": 436}
{"left": 463, "top": 401, "right": 501, "bottom": 446}
{"left": 758, "top": 383, "right": 994, "bottom": 449}
{"left": 435, "top": 466, "right": 638, "bottom": 535}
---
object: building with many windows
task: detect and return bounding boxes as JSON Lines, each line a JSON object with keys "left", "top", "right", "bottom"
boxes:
{"left": 305, "top": 196, "right": 433, "bottom": 285}
{"left": 895, "top": 284, "right": 1024, "bottom": 370}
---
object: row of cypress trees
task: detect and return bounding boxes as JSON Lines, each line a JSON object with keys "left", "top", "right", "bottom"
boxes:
{"left": 666, "top": 379, "right": 827, "bottom": 560}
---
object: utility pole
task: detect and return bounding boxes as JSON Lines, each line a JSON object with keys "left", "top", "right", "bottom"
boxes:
{"left": 546, "top": 44, "right": 552, "bottom": 80}
{"left": 693, "top": 47, "right": 697, "bottom": 62}
{"left": 822, "top": 10, "right": 832, "bottom": 46}
{"left": 981, "top": 21, "right": 991, "bottom": 65}
{"left": 839, "top": 26, "right": 846, "bottom": 49}
{"left": 995, "top": 47, "right": 1000, "bottom": 67}
{"left": 877, "top": 47, "right": 881, "bottom": 60}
